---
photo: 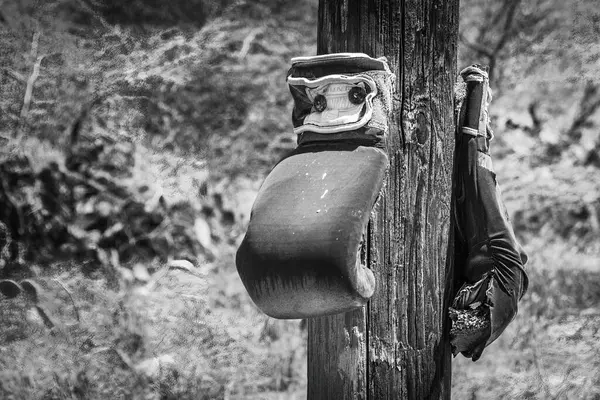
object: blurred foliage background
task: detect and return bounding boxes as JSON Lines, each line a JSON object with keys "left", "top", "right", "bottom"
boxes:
{"left": 0, "top": 0, "right": 599, "bottom": 399}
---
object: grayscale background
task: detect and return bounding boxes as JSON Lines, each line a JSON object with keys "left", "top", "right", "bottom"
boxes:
{"left": 0, "top": 0, "right": 598, "bottom": 398}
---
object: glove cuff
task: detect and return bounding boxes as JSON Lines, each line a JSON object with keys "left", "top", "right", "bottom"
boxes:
{"left": 287, "top": 53, "right": 395, "bottom": 145}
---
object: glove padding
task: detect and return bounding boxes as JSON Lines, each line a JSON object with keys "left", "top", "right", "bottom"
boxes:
{"left": 236, "top": 53, "right": 394, "bottom": 319}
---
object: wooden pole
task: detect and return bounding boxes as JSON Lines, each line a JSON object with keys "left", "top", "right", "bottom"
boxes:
{"left": 308, "top": 1, "right": 458, "bottom": 399}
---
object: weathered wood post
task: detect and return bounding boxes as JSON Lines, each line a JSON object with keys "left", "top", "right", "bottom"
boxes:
{"left": 307, "top": 1, "right": 458, "bottom": 399}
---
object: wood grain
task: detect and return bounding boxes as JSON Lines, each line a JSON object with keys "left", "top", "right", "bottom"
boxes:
{"left": 308, "top": 1, "right": 458, "bottom": 398}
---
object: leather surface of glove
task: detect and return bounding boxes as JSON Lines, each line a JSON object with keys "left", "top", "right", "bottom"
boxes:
{"left": 451, "top": 65, "right": 529, "bottom": 360}
{"left": 236, "top": 53, "right": 394, "bottom": 319}
{"left": 237, "top": 143, "right": 387, "bottom": 318}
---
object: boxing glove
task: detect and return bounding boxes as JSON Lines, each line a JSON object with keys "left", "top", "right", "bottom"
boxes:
{"left": 236, "top": 53, "right": 394, "bottom": 319}
{"left": 450, "top": 65, "right": 529, "bottom": 360}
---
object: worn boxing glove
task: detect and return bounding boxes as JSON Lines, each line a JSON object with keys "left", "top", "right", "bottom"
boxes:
{"left": 450, "top": 65, "right": 529, "bottom": 360}
{"left": 236, "top": 53, "right": 394, "bottom": 319}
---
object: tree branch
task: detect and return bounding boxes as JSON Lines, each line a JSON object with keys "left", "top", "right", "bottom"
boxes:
{"left": 15, "top": 55, "right": 44, "bottom": 140}
{"left": 53, "top": 278, "right": 80, "bottom": 323}
{"left": 543, "top": 82, "right": 600, "bottom": 163}
{"left": 15, "top": 28, "right": 45, "bottom": 141}
{"left": 2, "top": 68, "right": 26, "bottom": 83}
{"left": 488, "top": 0, "right": 521, "bottom": 79}
{"left": 29, "top": 30, "right": 40, "bottom": 60}
{"left": 492, "top": 0, "right": 521, "bottom": 55}
{"left": 75, "top": 0, "right": 115, "bottom": 33}
{"left": 459, "top": 33, "right": 493, "bottom": 59}
{"left": 566, "top": 82, "right": 600, "bottom": 142}
{"left": 237, "top": 27, "right": 263, "bottom": 60}
{"left": 528, "top": 102, "right": 542, "bottom": 136}
{"left": 462, "top": 0, "right": 523, "bottom": 81}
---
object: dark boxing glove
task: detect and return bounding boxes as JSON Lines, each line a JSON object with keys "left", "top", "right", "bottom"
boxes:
{"left": 450, "top": 65, "right": 529, "bottom": 360}
{"left": 236, "top": 53, "right": 394, "bottom": 319}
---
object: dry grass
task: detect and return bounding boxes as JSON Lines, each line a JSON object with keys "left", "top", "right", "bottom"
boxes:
{"left": 452, "top": 252, "right": 600, "bottom": 399}
{"left": 0, "top": 254, "right": 307, "bottom": 399}
{"left": 2, "top": 222, "right": 598, "bottom": 399}
{"left": 451, "top": 154, "right": 600, "bottom": 399}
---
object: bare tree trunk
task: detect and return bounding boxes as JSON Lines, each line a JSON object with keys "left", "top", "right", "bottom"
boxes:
{"left": 308, "top": 1, "right": 458, "bottom": 399}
